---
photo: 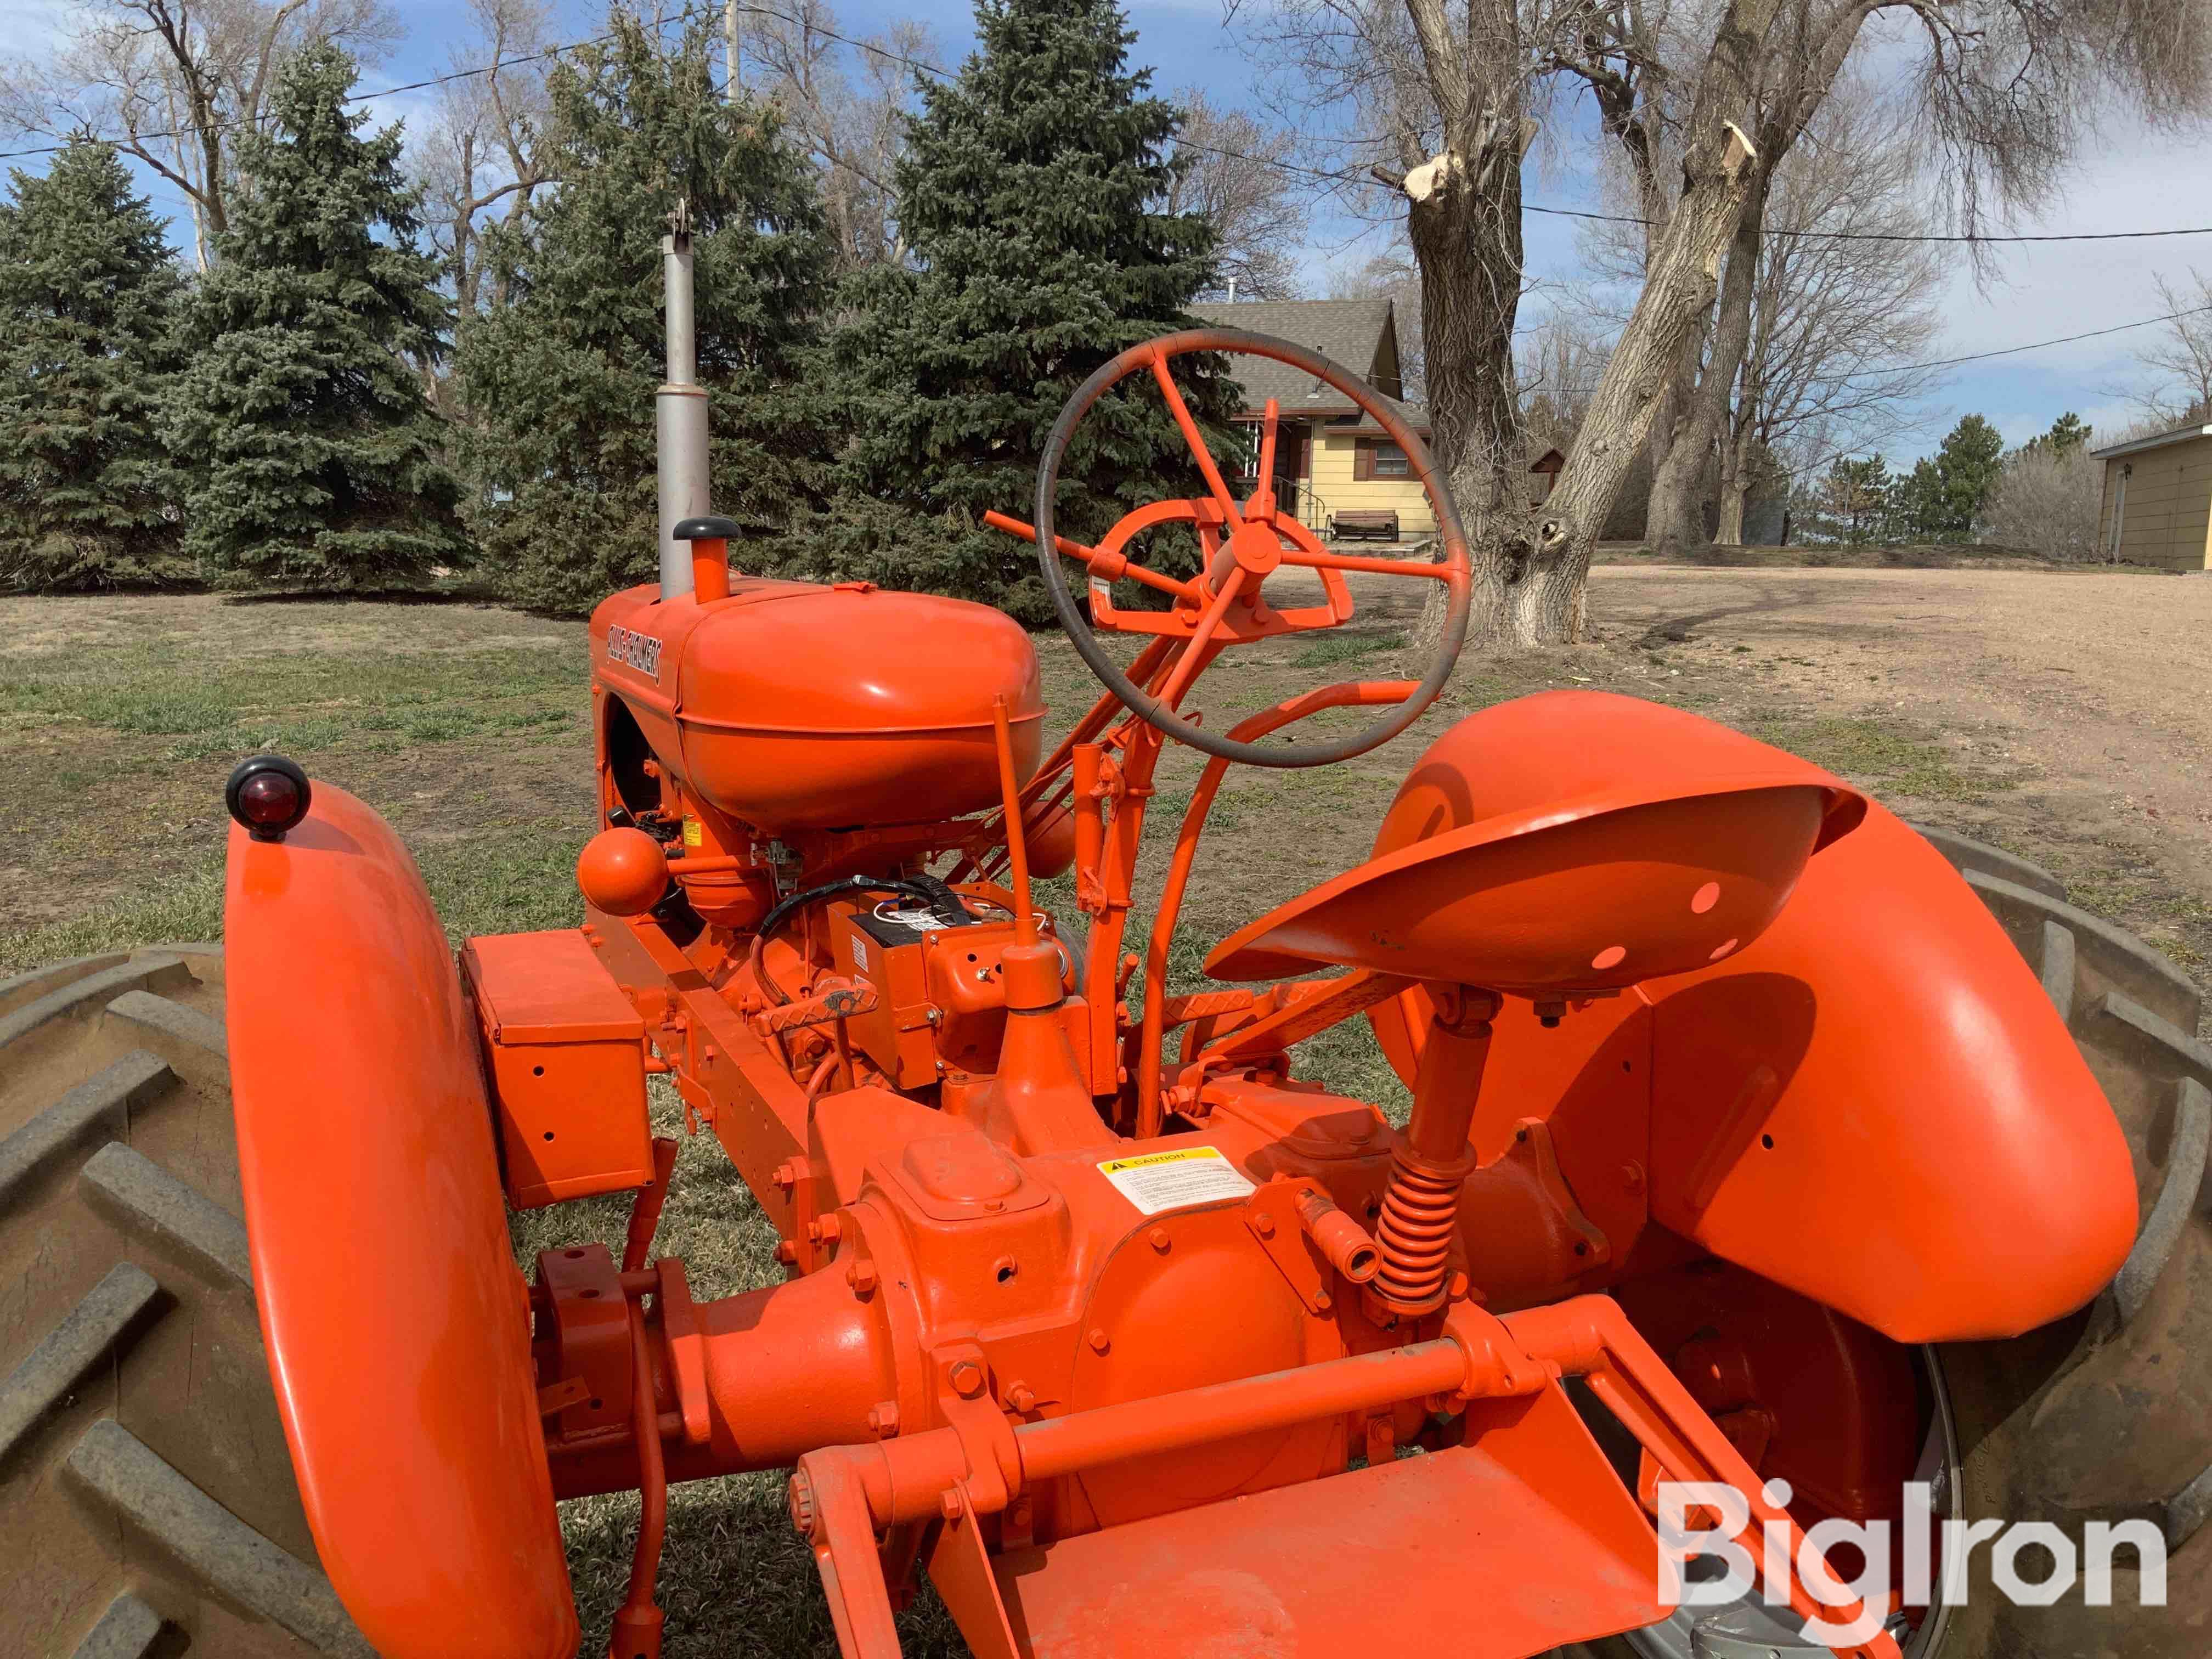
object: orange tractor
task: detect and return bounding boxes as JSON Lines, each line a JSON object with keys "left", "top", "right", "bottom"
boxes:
{"left": 14, "top": 276, "right": 2206, "bottom": 1659}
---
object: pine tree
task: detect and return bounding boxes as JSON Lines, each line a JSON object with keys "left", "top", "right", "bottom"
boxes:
{"left": 2022, "top": 411, "right": 2092, "bottom": 457}
{"left": 162, "top": 45, "right": 466, "bottom": 590}
{"left": 1817, "top": 454, "right": 1890, "bottom": 543}
{"left": 0, "top": 139, "right": 189, "bottom": 591}
{"left": 829, "top": 0, "right": 1229, "bottom": 624}
{"left": 1892, "top": 457, "right": 1945, "bottom": 541}
{"left": 1927, "top": 415, "right": 2005, "bottom": 540}
{"left": 456, "top": 12, "right": 838, "bottom": 614}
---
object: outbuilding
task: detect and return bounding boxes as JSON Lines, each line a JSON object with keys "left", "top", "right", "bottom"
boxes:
{"left": 2093, "top": 424, "right": 2212, "bottom": 570}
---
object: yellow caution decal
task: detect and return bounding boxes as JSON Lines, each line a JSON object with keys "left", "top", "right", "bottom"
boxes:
{"left": 1096, "top": 1146, "right": 1256, "bottom": 1217}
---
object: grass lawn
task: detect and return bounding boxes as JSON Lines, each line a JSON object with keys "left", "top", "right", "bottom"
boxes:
{"left": 2, "top": 582, "right": 2201, "bottom": 1656}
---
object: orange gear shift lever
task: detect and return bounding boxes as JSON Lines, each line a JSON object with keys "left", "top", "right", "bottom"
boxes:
{"left": 1366, "top": 985, "right": 1499, "bottom": 1322}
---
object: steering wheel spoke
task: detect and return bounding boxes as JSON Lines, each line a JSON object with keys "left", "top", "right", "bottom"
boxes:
{"left": 1148, "top": 349, "right": 1246, "bottom": 527}
{"left": 1031, "top": 327, "right": 1472, "bottom": 768}
{"left": 1279, "top": 544, "right": 1458, "bottom": 581}
{"left": 1155, "top": 567, "right": 1246, "bottom": 706}
{"left": 1247, "top": 398, "right": 1282, "bottom": 517}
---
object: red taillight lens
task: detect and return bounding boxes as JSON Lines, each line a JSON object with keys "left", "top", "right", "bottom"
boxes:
{"left": 226, "top": 755, "right": 312, "bottom": 841}
{"left": 236, "top": 770, "right": 300, "bottom": 826}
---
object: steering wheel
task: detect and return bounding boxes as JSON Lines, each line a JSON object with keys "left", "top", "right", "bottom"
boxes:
{"left": 1031, "top": 327, "right": 1472, "bottom": 768}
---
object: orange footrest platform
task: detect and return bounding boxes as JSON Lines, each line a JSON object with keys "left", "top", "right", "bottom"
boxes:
{"left": 985, "top": 1387, "right": 1665, "bottom": 1658}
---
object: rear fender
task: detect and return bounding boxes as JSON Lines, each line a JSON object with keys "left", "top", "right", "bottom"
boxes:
{"left": 1643, "top": 804, "right": 2138, "bottom": 1342}
{"left": 225, "top": 783, "right": 577, "bottom": 1658}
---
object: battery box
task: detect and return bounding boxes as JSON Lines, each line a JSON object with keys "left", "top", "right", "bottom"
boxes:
{"left": 461, "top": 929, "right": 653, "bottom": 1208}
{"left": 832, "top": 899, "right": 997, "bottom": 1088}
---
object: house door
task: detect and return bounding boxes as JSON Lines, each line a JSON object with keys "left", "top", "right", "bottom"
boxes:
{"left": 2108, "top": 467, "right": 2126, "bottom": 563}
{"left": 1278, "top": 423, "right": 1312, "bottom": 523}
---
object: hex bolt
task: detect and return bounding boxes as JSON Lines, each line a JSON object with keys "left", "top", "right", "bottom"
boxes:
{"left": 1147, "top": 1227, "right": 1171, "bottom": 1252}
{"left": 1087, "top": 1327, "right": 1111, "bottom": 1354}
{"left": 773, "top": 1240, "right": 798, "bottom": 1265}
{"left": 808, "top": 1214, "right": 843, "bottom": 1247}
{"left": 866, "top": 1401, "right": 900, "bottom": 1438}
{"left": 772, "top": 1161, "right": 798, "bottom": 1193}
{"left": 950, "top": 1359, "right": 986, "bottom": 1398}
{"left": 847, "top": 1259, "right": 879, "bottom": 1295}
{"left": 1253, "top": 1212, "right": 1277, "bottom": 1239}
{"left": 1006, "top": 1383, "right": 1037, "bottom": 1413}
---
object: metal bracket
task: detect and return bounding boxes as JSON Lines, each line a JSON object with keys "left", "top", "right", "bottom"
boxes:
{"left": 1244, "top": 1177, "right": 1335, "bottom": 1315}
{"left": 1508, "top": 1116, "right": 1611, "bottom": 1267}
{"left": 655, "top": 1257, "right": 713, "bottom": 1447}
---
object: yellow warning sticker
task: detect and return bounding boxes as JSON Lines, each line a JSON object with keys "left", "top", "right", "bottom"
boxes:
{"left": 682, "top": 817, "right": 703, "bottom": 848}
{"left": 1096, "top": 1146, "right": 1256, "bottom": 1217}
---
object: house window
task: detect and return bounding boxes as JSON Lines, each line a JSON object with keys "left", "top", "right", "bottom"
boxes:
{"left": 1356, "top": 439, "right": 1410, "bottom": 480}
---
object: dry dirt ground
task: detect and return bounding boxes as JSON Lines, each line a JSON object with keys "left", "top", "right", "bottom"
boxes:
{"left": 1589, "top": 565, "right": 2212, "bottom": 1002}
{"left": 2, "top": 566, "right": 2208, "bottom": 1655}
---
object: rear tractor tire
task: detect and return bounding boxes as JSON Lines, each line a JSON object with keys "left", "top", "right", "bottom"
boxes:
{"left": 0, "top": 946, "right": 366, "bottom": 1659}
{"left": 1573, "top": 827, "right": 2212, "bottom": 1659}
{"left": 1918, "top": 827, "right": 2212, "bottom": 1658}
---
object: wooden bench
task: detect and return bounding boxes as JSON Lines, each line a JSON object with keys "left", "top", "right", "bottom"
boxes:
{"left": 1328, "top": 509, "right": 1400, "bottom": 543}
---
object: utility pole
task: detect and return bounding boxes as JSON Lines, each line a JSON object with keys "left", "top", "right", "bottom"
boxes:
{"left": 724, "top": 0, "right": 740, "bottom": 100}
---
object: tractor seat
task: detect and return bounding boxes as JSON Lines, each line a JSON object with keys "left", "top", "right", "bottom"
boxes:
{"left": 1205, "top": 693, "right": 1866, "bottom": 997}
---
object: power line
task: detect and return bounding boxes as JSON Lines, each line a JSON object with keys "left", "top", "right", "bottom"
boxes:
{"left": 723, "top": 0, "right": 2212, "bottom": 249}
{"left": 0, "top": 3, "right": 708, "bottom": 164}
{"left": 1523, "top": 199, "right": 2212, "bottom": 245}
{"left": 1543, "top": 300, "right": 2212, "bottom": 397}
{"left": 1838, "top": 303, "right": 2212, "bottom": 380}
{"left": 13, "top": 0, "right": 2210, "bottom": 257}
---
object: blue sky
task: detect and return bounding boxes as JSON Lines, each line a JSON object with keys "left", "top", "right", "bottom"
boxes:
{"left": 9, "top": 0, "right": 2210, "bottom": 465}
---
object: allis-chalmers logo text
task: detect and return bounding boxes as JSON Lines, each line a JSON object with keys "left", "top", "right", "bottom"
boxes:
{"left": 606, "top": 626, "right": 664, "bottom": 680}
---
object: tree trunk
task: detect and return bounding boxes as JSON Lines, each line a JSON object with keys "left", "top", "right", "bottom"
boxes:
{"left": 1645, "top": 173, "right": 1767, "bottom": 550}
{"left": 1644, "top": 415, "right": 1706, "bottom": 550}
{"left": 1715, "top": 477, "right": 1748, "bottom": 544}
{"left": 1642, "top": 315, "right": 1712, "bottom": 539}
{"left": 1531, "top": 116, "right": 1765, "bottom": 641}
{"left": 1401, "top": 139, "right": 1525, "bottom": 647}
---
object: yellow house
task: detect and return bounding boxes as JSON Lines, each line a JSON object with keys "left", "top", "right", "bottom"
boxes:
{"left": 2093, "top": 424, "right": 2212, "bottom": 569}
{"left": 1190, "top": 298, "right": 1560, "bottom": 543}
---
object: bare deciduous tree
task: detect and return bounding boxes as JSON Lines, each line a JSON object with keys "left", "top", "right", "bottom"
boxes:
{"left": 1240, "top": 0, "right": 2212, "bottom": 642}
{"left": 2129, "top": 270, "right": 2212, "bottom": 422}
{"left": 412, "top": 0, "right": 554, "bottom": 328}
{"left": 1711, "top": 80, "right": 1944, "bottom": 541}
{"left": 744, "top": 0, "right": 930, "bottom": 269}
{"left": 1515, "top": 309, "right": 1609, "bottom": 454}
{"left": 1327, "top": 242, "right": 1424, "bottom": 390}
{"left": 1163, "top": 89, "right": 1307, "bottom": 299}
{"left": 1, "top": 0, "right": 400, "bottom": 267}
{"left": 1985, "top": 441, "right": 2103, "bottom": 560}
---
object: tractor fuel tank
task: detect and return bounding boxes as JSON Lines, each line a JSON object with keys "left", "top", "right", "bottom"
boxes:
{"left": 592, "top": 575, "right": 1046, "bottom": 833}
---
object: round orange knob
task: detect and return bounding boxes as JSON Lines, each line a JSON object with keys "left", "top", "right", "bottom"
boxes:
{"left": 575, "top": 827, "right": 669, "bottom": 917}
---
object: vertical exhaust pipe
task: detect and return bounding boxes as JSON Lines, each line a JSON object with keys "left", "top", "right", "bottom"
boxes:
{"left": 657, "top": 204, "right": 710, "bottom": 599}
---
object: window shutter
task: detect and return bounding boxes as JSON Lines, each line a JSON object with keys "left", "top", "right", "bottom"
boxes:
{"left": 1353, "top": 442, "right": 1373, "bottom": 482}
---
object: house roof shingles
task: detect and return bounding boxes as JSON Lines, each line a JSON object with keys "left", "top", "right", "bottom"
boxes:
{"left": 1189, "top": 299, "right": 1564, "bottom": 476}
{"left": 1188, "top": 297, "right": 1408, "bottom": 418}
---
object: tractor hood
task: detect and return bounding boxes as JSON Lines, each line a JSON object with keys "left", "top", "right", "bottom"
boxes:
{"left": 590, "top": 575, "right": 1045, "bottom": 835}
